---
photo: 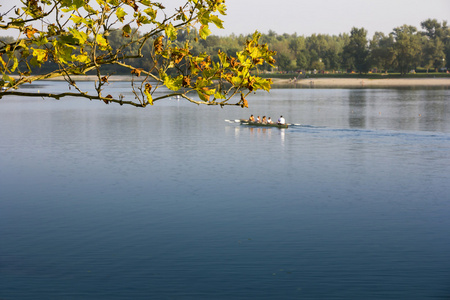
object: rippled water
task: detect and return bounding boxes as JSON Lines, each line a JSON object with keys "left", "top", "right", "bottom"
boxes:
{"left": 1, "top": 82, "right": 450, "bottom": 299}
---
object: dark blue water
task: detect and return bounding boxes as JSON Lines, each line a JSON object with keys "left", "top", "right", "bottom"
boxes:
{"left": 1, "top": 82, "right": 450, "bottom": 299}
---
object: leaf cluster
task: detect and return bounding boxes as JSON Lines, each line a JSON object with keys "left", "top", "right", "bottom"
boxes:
{"left": 0, "top": 0, "right": 274, "bottom": 107}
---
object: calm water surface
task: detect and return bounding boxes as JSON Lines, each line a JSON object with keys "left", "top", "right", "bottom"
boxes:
{"left": 1, "top": 82, "right": 450, "bottom": 299}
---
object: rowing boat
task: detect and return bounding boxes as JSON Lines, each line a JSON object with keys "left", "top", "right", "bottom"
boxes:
{"left": 240, "top": 119, "right": 288, "bottom": 128}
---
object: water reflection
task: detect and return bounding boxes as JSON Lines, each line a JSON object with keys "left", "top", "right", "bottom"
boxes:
{"left": 348, "top": 90, "right": 367, "bottom": 128}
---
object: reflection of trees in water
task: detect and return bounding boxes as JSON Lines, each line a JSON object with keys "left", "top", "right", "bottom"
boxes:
{"left": 348, "top": 89, "right": 367, "bottom": 128}
{"left": 421, "top": 90, "right": 449, "bottom": 132}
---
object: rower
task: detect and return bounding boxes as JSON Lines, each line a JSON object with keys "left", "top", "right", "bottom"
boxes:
{"left": 249, "top": 115, "right": 255, "bottom": 122}
{"left": 267, "top": 117, "right": 273, "bottom": 124}
{"left": 277, "top": 115, "right": 286, "bottom": 125}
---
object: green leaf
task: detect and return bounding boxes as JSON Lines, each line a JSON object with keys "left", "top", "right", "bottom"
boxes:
{"left": 214, "top": 91, "right": 226, "bottom": 99}
{"left": 254, "top": 77, "right": 272, "bottom": 92}
{"left": 197, "top": 90, "right": 209, "bottom": 102}
{"left": 209, "top": 15, "right": 224, "bottom": 29}
{"left": 61, "top": 0, "right": 84, "bottom": 9}
{"left": 56, "top": 44, "right": 74, "bottom": 64}
{"left": 30, "top": 56, "right": 40, "bottom": 67}
{"left": 34, "top": 34, "right": 49, "bottom": 46}
{"left": 69, "top": 28, "right": 88, "bottom": 45}
{"left": 199, "top": 11, "right": 210, "bottom": 25}
{"left": 116, "top": 7, "right": 126, "bottom": 22}
{"left": 199, "top": 25, "right": 211, "bottom": 40}
{"left": 165, "top": 24, "right": 177, "bottom": 41}
{"left": 2, "top": 74, "right": 16, "bottom": 85}
{"left": 163, "top": 74, "right": 183, "bottom": 91}
{"left": 70, "top": 14, "right": 83, "bottom": 24}
{"left": 217, "top": 4, "right": 227, "bottom": 15}
{"left": 144, "top": 7, "right": 157, "bottom": 20}
{"left": 218, "top": 51, "right": 229, "bottom": 68}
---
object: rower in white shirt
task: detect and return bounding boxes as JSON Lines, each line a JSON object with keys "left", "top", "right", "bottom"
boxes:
{"left": 277, "top": 115, "right": 286, "bottom": 125}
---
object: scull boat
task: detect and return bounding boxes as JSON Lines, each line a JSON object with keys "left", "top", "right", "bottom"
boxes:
{"left": 240, "top": 119, "right": 288, "bottom": 128}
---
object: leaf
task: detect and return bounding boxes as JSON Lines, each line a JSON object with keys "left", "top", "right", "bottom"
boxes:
{"left": 95, "top": 34, "right": 109, "bottom": 50}
{"left": 144, "top": 83, "right": 153, "bottom": 105}
{"left": 217, "top": 4, "right": 227, "bottom": 15}
{"left": 199, "top": 11, "right": 210, "bottom": 26}
{"left": 218, "top": 50, "right": 229, "bottom": 67}
{"left": 122, "top": 24, "right": 132, "bottom": 37}
{"left": 70, "top": 14, "right": 83, "bottom": 24}
{"left": 0, "top": 56, "right": 6, "bottom": 69}
{"left": 131, "top": 68, "right": 143, "bottom": 76}
{"left": 214, "top": 91, "right": 226, "bottom": 100}
{"left": 197, "top": 90, "right": 210, "bottom": 102}
{"left": 116, "top": 7, "right": 126, "bottom": 22}
{"left": 209, "top": 15, "right": 224, "bottom": 29}
{"left": 182, "top": 76, "right": 191, "bottom": 87}
{"left": 231, "top": 76, "right": 243, "bottom": 86}
{"left": 2, "top": 74, "right": 16, "bottom": 85}
{"left": 154, "top": 36, "right": 163, "bottom": 54}
{"left": 32, "top": 48, "right": 48, "bottom": 62}
{"left": 69, "top": 28, "right": 88, "bottom": 44}
{"left": 103, "top": 95, "right": 112, "bottom": 104}
{"left": 61, "top": 0, "right": 84, "bottom": 9}
{"left": 143, "top": 7, "right": 157, "bottom": 19}
{"left": 240, "top": 93, "right": 248, "bottom": 108}
{"left": 25, "top": 27, "right": 39, "bottom": 38}
{"left": 199, "top": 25, "right": 211, "bottom": 40}
{"left": 254, "top": 78, "right": 272, "bottom": 92}
{"left": 163, "top": 74, "right": 183, "bottom": 91}
{"left": 165, "top": 23, "right": 177, "bottom": 41}
{"left": 9, "top": 56, "right": 19, "bottom": 72}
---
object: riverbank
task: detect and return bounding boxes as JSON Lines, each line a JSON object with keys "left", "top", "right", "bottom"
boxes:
{"left": 271, "top": 77, "right": 450, "bottom": 88}
{"left": 12, "top": 75, "right": 450, "bottom": 88}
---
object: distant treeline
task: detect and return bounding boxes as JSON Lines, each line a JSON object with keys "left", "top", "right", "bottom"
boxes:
{"left": 2, "top": 18, "right": 449, "bottom": 76}
{"left": 206, "top": 19, "right": 449, "bottom": 75}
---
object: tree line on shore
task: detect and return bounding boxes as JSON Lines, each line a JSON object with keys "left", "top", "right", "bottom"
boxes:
{"left": 2, "top": 19, "right": 448, "bottom": 77}
{"left": 208, "top": 19, "right": 449, "bottom": 75}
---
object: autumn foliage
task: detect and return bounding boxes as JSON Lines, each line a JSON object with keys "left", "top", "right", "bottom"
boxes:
{"left": 0, "top": 0, "right": 275, "bottom": 107}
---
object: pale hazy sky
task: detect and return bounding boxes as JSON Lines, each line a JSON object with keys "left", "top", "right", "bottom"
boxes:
{"left": 211, "top": 0, "right": 450, "bottom": 36}
{"left": 1, "top": 0, "right": 449, "bottom": 37}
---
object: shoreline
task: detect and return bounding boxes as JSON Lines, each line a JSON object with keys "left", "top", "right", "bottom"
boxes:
{"left": 271, "top": 77, "right": 450, "bottom": 88}
{"left": 12, "top": 75, "right": 450, "bottom": 88}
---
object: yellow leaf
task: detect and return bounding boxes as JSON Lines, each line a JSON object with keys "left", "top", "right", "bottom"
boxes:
{"left": 96, "top": 34, "right": 109, "bottom": 50}
{"left": 199, "top": 25, "right": 211, "bottom": 40}
{"left": 116, "top": 7, "right": 126, "bottom": 22}
{"left": 144, "top": 83, "right": 153, "bottom": 105}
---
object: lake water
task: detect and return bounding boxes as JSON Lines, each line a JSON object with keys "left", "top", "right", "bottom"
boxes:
{"left": 1, "top": 81, "right": 450, "bottom": 299}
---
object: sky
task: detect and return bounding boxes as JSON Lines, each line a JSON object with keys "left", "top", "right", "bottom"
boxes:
{"left": 211, "top": 0, "right": 450, "bottom": 37}
{"left": 1, "top": 0, "right": 449, "bottom": 37}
